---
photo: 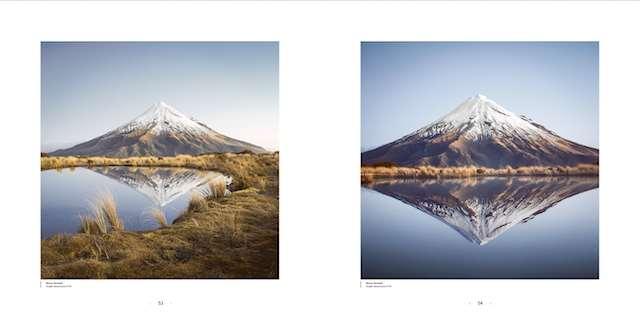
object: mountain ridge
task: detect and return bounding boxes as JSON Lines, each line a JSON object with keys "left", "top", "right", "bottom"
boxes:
{"left": 51, "top": 102, "right": 267, "bottom": 157}
{"left": 362, "top": 95, "right": 599, "bottom": 168}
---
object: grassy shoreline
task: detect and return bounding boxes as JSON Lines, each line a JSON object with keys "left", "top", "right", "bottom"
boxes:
{"left": 42, "top": 188, "right": 278, "bottom": 279}
{"left": 361, "top": 164, "right": 598, "bottom": 183}
{"left": 41, "top": 153, "right": 279, "bottom": 279}
{"left": 42, "top": 153, "right": 278, "bottom": 192}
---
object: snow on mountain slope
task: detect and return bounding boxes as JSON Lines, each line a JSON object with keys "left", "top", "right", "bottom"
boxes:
{"left": 416, "top": 94, "right": 553, "bottom": 141}
{"left": 118, "top": 102, "right": 211, "bottom": 136}
{"left": 362, "top": 94, "right": 599, "bottom": 168}
{"left": 51, "top": 102, "right": 267, "bottom": 157}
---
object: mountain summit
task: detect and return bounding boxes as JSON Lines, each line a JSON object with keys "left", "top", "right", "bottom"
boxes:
{"left": 362, "top": 95, "right": 599, "bottom": 168}
{"left": 51, "top": 102, "right": 267, "bottom": 157}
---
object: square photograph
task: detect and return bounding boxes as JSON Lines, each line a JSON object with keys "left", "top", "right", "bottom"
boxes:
{"left": 361, "top": 42, "right": 599, "bottom": 279}
{"left": 41, "top": 42, "right": 279, "bottom": 279}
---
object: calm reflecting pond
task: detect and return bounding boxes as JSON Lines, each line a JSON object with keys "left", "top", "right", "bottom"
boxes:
{"left": 361, "top": 177, "right": 599, "bottom": 279}
{"left": 41, "top": 166, "right": 230, "bottom": 239}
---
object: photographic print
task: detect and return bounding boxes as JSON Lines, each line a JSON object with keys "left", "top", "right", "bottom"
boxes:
{"left": 41, "top": 42, "right": 279, "bottom": 279}
{"left": 361, "top": 42, "right": 599, "bottom": 279}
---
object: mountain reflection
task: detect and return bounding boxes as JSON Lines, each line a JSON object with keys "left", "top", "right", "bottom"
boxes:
{"left": 364, "top": 177, "right": 598, "bottom": 245}
{"left": 89, "top": 166, "right": 230, "bottom": 206}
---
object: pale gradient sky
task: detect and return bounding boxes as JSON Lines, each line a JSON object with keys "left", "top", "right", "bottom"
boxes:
{"left": 42, "top": 42, "right": 278, "bottom": 152}
{"left": 361, "top": 42, "right": 599, "bottom": 151}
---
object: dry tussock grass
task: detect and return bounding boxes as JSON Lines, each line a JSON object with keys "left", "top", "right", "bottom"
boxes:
{"left": 151, "top": 209, "right": 168, "bottom": 228}
{"left": 42, "top": 187, "right": 278, "bottom": 279}
{"left": 79, "top": 192, "right": 123, "bottom": 234}
{"left": 361, "top": 163, "right": 598, "bottom": 182}
{"left": 201, "top": 180, "right": 228, "bottom": 200}
{"left": 41, "top": 153, "right": 278, "bottom": 192}
{"left": 188, "top": 193, "right": 208, "bottom": 212}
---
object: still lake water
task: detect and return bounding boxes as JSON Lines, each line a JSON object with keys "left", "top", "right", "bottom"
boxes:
{"left": 361, "top": 177, "right": 599, "bottom": 279}
{"left": 41, "top": 166, "right": 230, "bottom": 239}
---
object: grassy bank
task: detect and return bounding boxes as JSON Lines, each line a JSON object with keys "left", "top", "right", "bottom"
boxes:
{"left": 41, "top": 186, "right": 278, "bottom": 279}
{"left": 41, "top": 153, "right": 278, "bottom": 192}
{"left": 361, "top": 164, "right": 598, "bottom": 183}
{"left": 41, "top": 153, "right": 279, "bottom": 279}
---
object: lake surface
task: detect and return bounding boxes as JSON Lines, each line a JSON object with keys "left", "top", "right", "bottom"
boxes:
{"left": 41, "top": 166, "right": 230, "bottom": 239}
{"left": 361, "top": 177, "right": 599, "bottom": 279}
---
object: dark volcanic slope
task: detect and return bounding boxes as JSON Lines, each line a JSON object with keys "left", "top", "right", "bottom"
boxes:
{"left": 51, "top": 102, "right": 267, "bottom": 157}
{"left": 362, "top": 95, "right": 598, "bottom": 168}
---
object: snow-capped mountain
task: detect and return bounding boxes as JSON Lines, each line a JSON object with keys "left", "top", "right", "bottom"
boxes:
{"left": 362, "top": 94, "right": 599, "bottom": 168}
{"left": 366, "top": 176, "right": 598, "bottom": 245}
{"left": 51, "top": 102, "right": 267, "bottom": 157}
{"left": 90, "top": 166, "right": 230, "bottom": 206}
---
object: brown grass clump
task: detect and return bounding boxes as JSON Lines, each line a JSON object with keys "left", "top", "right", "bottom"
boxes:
{"left": 361, "top": 164, "right": 599, "bottom": 182}
{"left": 79, "top": 192, "right": 123, "bottom": 234}
{"left": 96, "top": 192, "right": 123, "bottom": 231}
{"left": 202, "top": 179, "right": 227, "bottom": 200}
{"left": 151, "top": 209, "right": 168, "bottom": 228}
{"left": 79, "top": 215, "right": 106, "bottom": 235}
{"left": 188, "top": 193, "right": 208, "bottom": 212}
{"left": 361, "top": 173, "right": 374, "bottom": 184}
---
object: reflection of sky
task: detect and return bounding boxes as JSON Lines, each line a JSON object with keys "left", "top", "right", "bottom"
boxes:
{"left": 362, "top": 42, "right": 599, "bottom": 151}
{"left": 41, "top": 42, "right": 278, "bottom": 151}
{"left": 361, "top": 184, "right": 599, "bottom": 279}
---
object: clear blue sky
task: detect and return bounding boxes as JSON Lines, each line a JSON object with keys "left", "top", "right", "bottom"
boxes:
{"left": 42, "top": 42, "right": 278, "bottom": 151}
{"left": 361, "top": 42, "right": 599, "bottom": 151}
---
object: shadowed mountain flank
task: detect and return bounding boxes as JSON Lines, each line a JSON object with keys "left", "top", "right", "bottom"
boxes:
{"left": 362, "top": 95, "right": 598, "bottom": 168}
{"left": 52, "top": 102, "right": 267, "bottom": 157}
